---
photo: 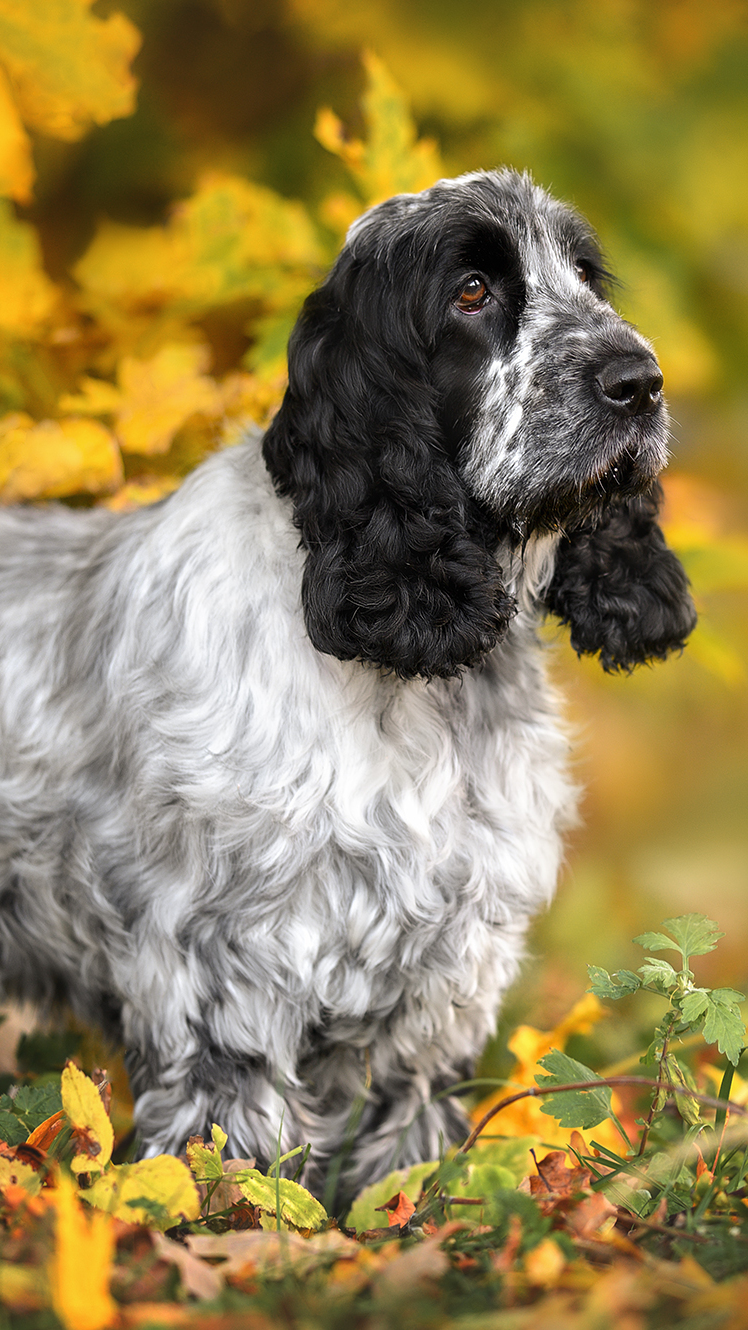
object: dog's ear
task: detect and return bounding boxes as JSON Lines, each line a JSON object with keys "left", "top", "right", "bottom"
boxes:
{"left": 262, "top": 243, "right": 515, "bottom": 679}
{"left": 546, "top": 482, "right": 697, "bottom": 671}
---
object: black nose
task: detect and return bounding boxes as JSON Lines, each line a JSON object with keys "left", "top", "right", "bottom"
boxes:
{"left": 595, "top": 354, "right": 663, "bottom": 416}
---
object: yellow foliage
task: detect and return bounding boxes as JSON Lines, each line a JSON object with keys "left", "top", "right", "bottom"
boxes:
{"left": 115, "top": 342, "right": 223, "bottom": 456}
{"left": 0, "top": 64, "right": 30, "bottom": 201}
{"left": 74, "top": 172, "right": 324, "bottom": 326}
{"left": 61, "top": 1062, "right": 114, "bottom": 1176}
{"left": 48, "top": 1173, "right": 117, "bottom": 1330}
{"left": 0, "top": 1154, "right": 41, "bottom": 1197}
{"left": 84, "top": 1155, "right": 201, "bottom": 1229}
{"left": 0, "top": 200, "right": 56, "bottom": 335}
{"left": 0, "top": 414, "right": 122, "bottom": 503}
{"left": 0, "top": 0, "right": 139, "bottom": 143}
{"left": 315, "top": 50, "right": 443, "bottom": 209}
{"left": 471, "top": 994, "right": 624, "bottom": 1151}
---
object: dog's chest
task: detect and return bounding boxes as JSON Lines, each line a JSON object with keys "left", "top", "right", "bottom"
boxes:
{"left": 231, "top": 634, "right": 572, "bottom": 1025}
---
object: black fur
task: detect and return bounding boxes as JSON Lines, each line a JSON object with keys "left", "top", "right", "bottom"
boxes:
{"left": 547, "top": 483, "right": 697, "bottom": 671}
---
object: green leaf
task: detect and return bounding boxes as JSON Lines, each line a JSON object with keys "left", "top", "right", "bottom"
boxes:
{"left": 234, "top": 1168, "right": 327, "bottom": 1231}
{"left": 632, "top": 931, "right": 678, "bottom": 954}
{"left": 635, "top": 915, "right": 723, "bottom": 965}
{"left": 679, "top": 989, "right": 710, "bottom": 1024}
{"left": 535, "top": 1051, "right": 613, "bottom": 1129}
{"left": 210, "top": 1123, "right": 227, "bottom": 1155}
{"left": 84, "top": 1156, "right": 200, "bottom": 1228}
{"left": 185, "top": 1135, "right": 223, "bottom": 1181}
{"left": 587, "top": 965, "right": 640, "bottom": 999}
{"left": 0, "top": 1110, "right": 27, "bottom": 1146}
{"left": 346, "top": 1160, "right": 437, "bottom": 1232}
{"left": 638, "top": 959, "right": 679, "bottom": 991}
{"left": 702, "top": 995, "right": 746, "bottom": 1066}
{"left": 0, "top": 1083, "right": 63, "bottom": 1141}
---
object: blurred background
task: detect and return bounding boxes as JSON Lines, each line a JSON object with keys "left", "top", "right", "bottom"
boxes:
{"left": 0, "top": 0, "right": 747, "bottom": 1085}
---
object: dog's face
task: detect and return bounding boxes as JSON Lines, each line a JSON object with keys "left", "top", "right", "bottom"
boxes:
{"left": 263, "top": 169, "right": 695, "bottom": 679}
{"left": 347, "top": 170, "right": 669, "bottom": 539}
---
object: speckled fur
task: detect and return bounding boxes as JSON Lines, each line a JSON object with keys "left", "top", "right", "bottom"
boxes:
{"left": 0, "top": 170, "right": 694, "bottom": 1205}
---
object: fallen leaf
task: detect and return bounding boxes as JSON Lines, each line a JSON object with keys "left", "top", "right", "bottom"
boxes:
{"left": 26, "top": 1110, "right": 65, "bottom": 1151}
{"left": 61, "top": 1062, "right": 113, "bottom": 1176}
{"left": 84, "top": 1155, "right": 200, "bottom": 1228}
{"left": 374, "top": 1189, "right": 416, "bottom": 1227}
{"left": 151, "top": 1231, "right": 224, "bottom": 1301}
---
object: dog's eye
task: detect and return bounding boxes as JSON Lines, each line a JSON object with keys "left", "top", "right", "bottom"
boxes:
{"left": 455, "top": 276, "right": 489, "bottom": 312}
{"left": 574, "top": 260, "right": 590, "bottom": 284}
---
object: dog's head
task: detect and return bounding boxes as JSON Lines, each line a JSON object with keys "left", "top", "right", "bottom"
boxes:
{"left": 263, "top": 169, "right": 696, "bottom": 677}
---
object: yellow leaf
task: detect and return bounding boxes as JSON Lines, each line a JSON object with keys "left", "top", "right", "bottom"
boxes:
{"left": 74, "top": 173, "right": 323, "bottom": 327}
{"left": 471, "top": 994, "right": 623, "bottom": 1151}
{"left": 60, "top": 1062, "right": 114, "bottom": 1176}
{"left": 523, "top": 1236, "right": 566, "bottom": 1289}
{"left": 0, "top": 1154, "right": 41, "bottom": 1197}
{"left": 0, "top": 199, "right": 55, "bottom": 334}
{"left": 315, "top": 51, "right": 443, "bottom": 208}
{"left": 85, "top": 1156, "right": 201, "bottom": 1229}
{"left": 0, "top": 0, "right": 140, "bottom": 142}
{"left": 0, "top": 63, "right": 32, "bottom": 201}
{"left": 115, "top": 342, "right": 223, "bottom": 455}
{"left": 48, "top": 1172, "right": 116, "bottom": 1330}
{"left": 0, "top": 414, "right": 122, "bottom": 502}
{"left": 58, "top": 376, "right": 123, "bottom": 417}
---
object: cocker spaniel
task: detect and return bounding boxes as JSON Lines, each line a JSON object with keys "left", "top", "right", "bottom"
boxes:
{"left": 0, "top": 170, "right": 695, "bottom": 1203}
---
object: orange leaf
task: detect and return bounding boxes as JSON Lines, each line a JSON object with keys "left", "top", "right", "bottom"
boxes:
{"left": 374, "top": 1190, "right": 416, "bottom": 1227}
{"left": 26, "top": 1110, "right": 65, "bottom": 1152}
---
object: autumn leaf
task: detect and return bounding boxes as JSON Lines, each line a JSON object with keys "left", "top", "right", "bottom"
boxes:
{"left": 0, "top": 201, "right": 56, "bottom": 334}
{"left": 74, "top": 173, "right": 324, "bottom": 331}
{"left": 114, "top": 342, "right": 223, "bottom": 455}
{"left": 315, "top": 50, "right": 443, "bottom": 208}
{"left": 25, "top": 1110, "right": 65, "bottom": 1152}
{"left": 471, "top": 994, "right": 624, "bottom": 1150}
{"left": 0, "top": 64, "right": 31, "bottom": 201}
{"left": 233, "top": 1167, "right": 328, "bottom": 1231}
{"left": 374, "top": 1190, "right": 416, "bottom": 1227}
{"left": 0, "top": 413, "right": 122, "bottom": 502}
{"left": 0, "top": 0, "right": 140, "bottom": 143}
{"left": 0, "top": 1152, "right": 42, "bottom": 1198}
{"left": 84, "top": 1155, "right": 200, "bottom": 1228}
{"left": 346, "top": 1160, "right": 436, "bottom": 1232}
{"left": 48, "top": 1172, "right": 117, "bottom": 1330}
{"left": 60, "top": 1063, "right": 113, "bottom": 1176}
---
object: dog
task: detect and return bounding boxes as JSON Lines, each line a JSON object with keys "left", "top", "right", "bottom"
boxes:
{"left": 0, "top": 170, "right": 695, "bottom": 1204}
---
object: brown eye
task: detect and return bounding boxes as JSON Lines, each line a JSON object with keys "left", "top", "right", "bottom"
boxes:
{"left": 575, "top": 260, "right": 590, "bottom": 283}
{"left": 455, "top": 276, "right": 489, "bottom": 311}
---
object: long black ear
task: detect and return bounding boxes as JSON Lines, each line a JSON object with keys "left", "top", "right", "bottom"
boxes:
{"left": 546, "top": 482, "right": 697, "bottom": 671}
{"left": 262, "top": 238, "right": 515, "bottom": 680}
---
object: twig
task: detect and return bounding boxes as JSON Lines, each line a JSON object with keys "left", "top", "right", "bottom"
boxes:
{"left": 462, "top": 1076, "right": 748, "bottom": 1153}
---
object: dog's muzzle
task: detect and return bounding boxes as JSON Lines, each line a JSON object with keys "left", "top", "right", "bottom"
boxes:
{"left": 594, "top": 352, "right": 664, "bottom": 418}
